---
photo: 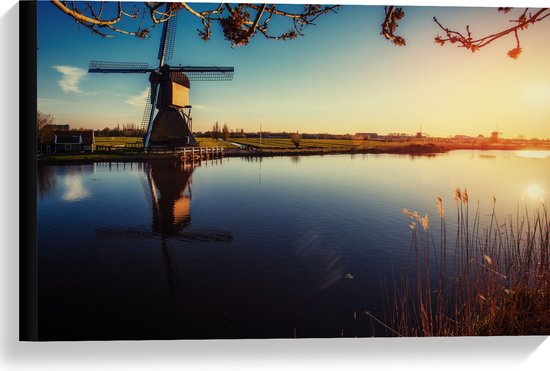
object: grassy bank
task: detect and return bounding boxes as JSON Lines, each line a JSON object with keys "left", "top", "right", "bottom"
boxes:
{"left": 93, "top": 136, "right": 240, "bottom": 149}
{"left": 39, "top": 139, "right": 450, "bottom": 163}
{"left": 230, "top": 138, "right": 450, "bottom": 152}
{"left": 44, "top": 136, "right": 549, "bottom": 164}
{"left": 39, "top": 136, "right": 550, "bottom": 163}
{"left": 37, "top": 153, "right": 185, "bottom": 163}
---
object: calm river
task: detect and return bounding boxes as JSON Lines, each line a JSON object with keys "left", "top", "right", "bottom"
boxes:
{"left": 37, "top": 150, "right": 550, "bottom": 340}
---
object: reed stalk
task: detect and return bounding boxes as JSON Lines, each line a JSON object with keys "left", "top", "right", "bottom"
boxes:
{"left": 391, "top": 191, "right": 549, "bottom": 336}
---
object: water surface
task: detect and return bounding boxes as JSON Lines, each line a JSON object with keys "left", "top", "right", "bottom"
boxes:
{"left": 37, "top": 150, "right": 550, "bottom": 339}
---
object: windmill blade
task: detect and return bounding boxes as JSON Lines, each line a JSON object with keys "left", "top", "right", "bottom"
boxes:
{"left": 170, "top": 66, "right": 234, "bottom": 81}
{"left": 89, "top": 60, "right": 152, "bottom": 73}
{"left": 160, "top": 11, "right": 178, "bottom": 63}
{"left": 144, "top": 83, "right": 160, "bottom": 149}
{"left": 157, "top": 6, "right": 179, "bottom": 65}
{"left": 95, "top": 226, "right": 234, "bottom": 243}
{"left": 140, "top": 87, "right": 154, "bottom": 134}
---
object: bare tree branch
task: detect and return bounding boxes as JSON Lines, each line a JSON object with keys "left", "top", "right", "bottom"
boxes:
{"left": 433, "top": 7, "right": 549, "bottom": 58}
{"left": 233, "top": 4, "right": 267, "bottom": 46}
{"left": 50, "top": 2, "right": 549, "bottom": 58}
{"left": 381, "top": 5, "right": 406, "bottom": 46}
{"left": 51, "top": 0, "right": 122, "bottom": 26}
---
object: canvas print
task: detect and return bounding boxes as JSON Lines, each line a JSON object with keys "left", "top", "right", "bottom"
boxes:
{"left": 33, "top": 1, "right": 549, "bottom": 340}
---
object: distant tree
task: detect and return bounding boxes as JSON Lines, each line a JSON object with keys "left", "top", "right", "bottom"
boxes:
{"left": 37, "top": 111, "right": 55, "bottom": 149}
{"left": 222, "top": 123, "right": 230, "bottom": 140}
{"left": 290, "top": 132, "right": 302, "bottom": 149}
{"left": 51, "top": 2, "right": 549, "bottom": 58}
{"left": 37, "top": 111, "right": 54, "bottom": 131}
{"left": 123, "top": 122, "right": 137, "bottom": 131}
{"left": 122, "top": 122, "right": 141, "bottom": 136}
{"left": 212, "top": 121, "right": 220, "bottom": 139}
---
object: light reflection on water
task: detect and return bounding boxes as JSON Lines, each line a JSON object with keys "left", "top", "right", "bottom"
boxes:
{"left": 515, "top": 150, "right": 550, "bottom": 159}
{"left": 36, "top": 151, "right": 550, "bottom": 340}
{"left": 62, "top": 174, "right": 91, "bottom": 201}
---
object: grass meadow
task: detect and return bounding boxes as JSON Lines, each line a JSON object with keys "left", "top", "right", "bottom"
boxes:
{"left": 93, "top": 136, "right": 240, "bottom": 149}
{"left": 230, "top": 137, "right": 426, "bottom": 150}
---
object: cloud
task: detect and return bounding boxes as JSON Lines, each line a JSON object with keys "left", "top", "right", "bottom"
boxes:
{"left": 38, "top": 98, "right": 68, "bottom": 104}
{"left": 126, "top": 88, "right": 150, "bottom": 107}
{"left": 52, "top": 65, "right": 95, "bottom": 95}
{"left": 192, "top": 104, "right": 209, "bottom": 111}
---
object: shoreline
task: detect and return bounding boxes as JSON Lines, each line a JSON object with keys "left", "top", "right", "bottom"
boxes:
{"left": 36, "top": 142, "right": 550, "bottom": 164}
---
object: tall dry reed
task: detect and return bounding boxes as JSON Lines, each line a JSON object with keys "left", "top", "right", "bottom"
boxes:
{"left": 385, "top": 190, "right": 549, "bottom": 336}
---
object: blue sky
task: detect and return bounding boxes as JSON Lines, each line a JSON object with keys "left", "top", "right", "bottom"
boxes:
{"left": 37, "top": 2, "right": 550, "bottom": 138}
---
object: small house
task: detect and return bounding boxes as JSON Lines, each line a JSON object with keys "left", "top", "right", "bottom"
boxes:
{"left": 51, "top": 130, "right": 95, "bottom": 153}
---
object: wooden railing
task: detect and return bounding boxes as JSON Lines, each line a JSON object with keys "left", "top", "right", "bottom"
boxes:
{"left": 179, "top": 147, "right": 224, "bottom": 160}
{"left": 94, "top": 144, "right": 224, "bottom": 159}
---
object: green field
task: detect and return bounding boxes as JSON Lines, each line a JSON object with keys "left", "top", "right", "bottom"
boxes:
{"left": 229, "top": 137, "right": 348, "bottom": 149}
{"left": 86, "top": 136, "right": 448, "bottom": 157}
{"left": 94, "top": 136, "right": 239, "bottom": 149}
{"left": 195, "top": 137, "right": 240, "bottom": 149}
{"left": 94, "top": 136, "right": 143, "bottom": 149}
{"left": 93, "top": 136, "right": 422, "bottom": 151}
{"left": 229, "top": 137, "right": 427, "bottom": 150}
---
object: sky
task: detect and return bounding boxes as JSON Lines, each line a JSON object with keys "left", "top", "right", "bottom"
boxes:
{"left": 36, "top": 1, "right": 550, "bottom": 138}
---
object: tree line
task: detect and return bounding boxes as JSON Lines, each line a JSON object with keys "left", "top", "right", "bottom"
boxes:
{"left": 94, "top": 123, "right": 143, "bottom": 137}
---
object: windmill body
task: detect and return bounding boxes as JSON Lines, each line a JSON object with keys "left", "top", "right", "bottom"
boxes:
{"left": 147, "top": 64, "right": 195, "bottom": 147}
{"left": 88, "top": 9, "right": 234, "bottom": 150}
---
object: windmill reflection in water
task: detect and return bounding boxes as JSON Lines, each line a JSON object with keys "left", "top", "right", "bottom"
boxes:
{"left": 96, "top": 159, "right": 233, "bottom": 293}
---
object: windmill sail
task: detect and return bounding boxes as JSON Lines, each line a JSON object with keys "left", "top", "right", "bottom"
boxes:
{"left": 162, "top": 12, "right": 178, "bottom": 63}
{"left": 172, "top": 66, "right": 234, "bottom": 81}
{"left": 143, "top": 84, "right": 160, "bottom": 148}
{"left": 140, "top": 87, "right": 153, "bottom": 133}
{"left": 89, "top": 61, "right": 152, "bottom": 73}
{"left": 157, "top": 8, "right": 179, "bottom": 66}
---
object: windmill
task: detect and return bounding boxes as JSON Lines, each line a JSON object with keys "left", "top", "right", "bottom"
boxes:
{"left": 490, "top": 123, "right": 502, "bottom": 143}
{"left": 88, "top": 7, "right": 234, "bottom": 150}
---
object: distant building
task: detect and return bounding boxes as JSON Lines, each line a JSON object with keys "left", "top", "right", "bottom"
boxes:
{"left": 48, "top": 124, "right": 70, "bottom": 131}
{"left": 453, "top": 135, "right": 474, "bottom": 140}
{"left": 43, "top": 130, "right": 95, "bottom": 154}
{"left": 385, "top": 133, "right": 413, "bottom": 141}
{"left": 354, "top": 133, "right": 378, "bottom": 140}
